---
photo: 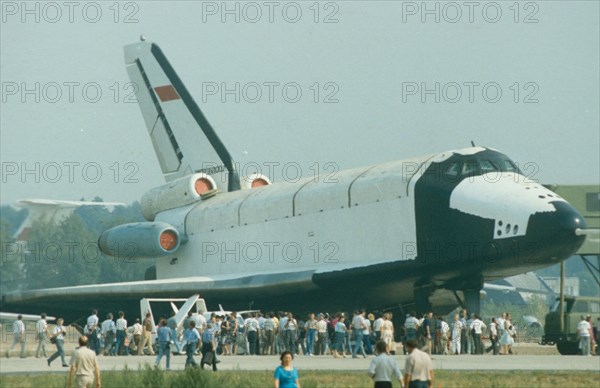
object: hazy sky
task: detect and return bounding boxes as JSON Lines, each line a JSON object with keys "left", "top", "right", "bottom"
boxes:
{"left": 1, "top": 1, "right": 599, "bottom": 205}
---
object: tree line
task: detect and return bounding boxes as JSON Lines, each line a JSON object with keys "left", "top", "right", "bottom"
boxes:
{"left": 0, "top": 199, "right": 154, "bottom": 295}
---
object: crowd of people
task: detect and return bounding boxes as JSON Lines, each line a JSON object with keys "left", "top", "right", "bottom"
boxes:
{"left": 3, "top": 306, "right": 599, "bottom": 388}
{"left": 5, "top": 307, "right": 599, "bottom": 362}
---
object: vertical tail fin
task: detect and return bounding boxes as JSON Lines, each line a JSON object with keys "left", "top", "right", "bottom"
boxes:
{"left": 124, "top": 40, "right": 240, "bottom": 191}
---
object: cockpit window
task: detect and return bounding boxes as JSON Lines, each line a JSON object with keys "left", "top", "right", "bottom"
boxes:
{"left": 480, "top": 159, "right": 497, "bottom": 174}
{"left": 433, "top": 151, "right": 522, "bottom": 182}
{"left": 445, "top": 163, "right": 460, "bottom": 178}
{"left": 462, "top": 160, "right": 478, "bottom": 177}
{"left": 497, "top": 159, "right": 518, "bottom": 172}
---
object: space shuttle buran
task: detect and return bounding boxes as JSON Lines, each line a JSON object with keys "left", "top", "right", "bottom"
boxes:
{"left": 3, "top": 40, "right": 588, "bottom": 318}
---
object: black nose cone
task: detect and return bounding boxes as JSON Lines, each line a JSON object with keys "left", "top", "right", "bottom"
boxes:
{"left": 526, "top": 201, "right": 587, "bottom": 262}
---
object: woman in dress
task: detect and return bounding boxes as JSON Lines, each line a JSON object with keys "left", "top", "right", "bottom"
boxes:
{"left": 499, "top": 320, "right": 514, "bottom": 355}
{"left": 381, "top": 313, "right": 395, "bottom": 354}
{"left": 274, "top": 351, "right": 300, "bottom": 388}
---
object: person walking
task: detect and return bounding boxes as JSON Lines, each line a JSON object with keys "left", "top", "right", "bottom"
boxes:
{"left": 577, "top": 315, "right": 591, "bottom": 356}
{"left": 283, "top": 313, "right": 298, "bottom": 355}
{"left": 316, "top": 314, "right": 328, "bottom": 356}
{"left": 381, "top": 313, "right": 394, "bottom": 354}
{"left": 66, "top": 336, "right": 101, "bottom": 388}
{"left": 274, "top": 351, "right": 300, "bottom": 388}
{"left": 459, "top": 309, "right": 468, "bottom": 355}
{"left": 183, "top": 321, "right": 201, "bottom": 368}
{"left": 368, "top": 340, "right": 403, "bottom": 388}
{"left": 166, "top": 311, "right": 182, "bottom": 355}
{"left": 36, "top": 313, "right": 49, "bottom": 358}
{"left": 304, "top": 313, "right": 318, "bottom": 356}
{"left": 154, "top": 318, "right": 172, "bottom": 370}
{"left": 131, "top": 318, "right": 142, "bottom": 355}
{"left": 139, "top": 313, "right": 155, "bottom": 356}
{"left": 48, "top": 318, "right": 68, "bottom": 367}
{"left": 470, "top": 314, "right": 486, "bottom": 355}
{"left": 499, "top": 320, "right": 514, "bottom": 355}
{"left": 439, "top": 317, "right": 449, "bottom": 355}
{"left": 227, "top": 313, "right": 238, "bottom": 355}
{"left": 450, "top": 314, "right": 462, "bottom": 355}
{"left": 86, "top": 310, "right": 100, "bottom": 355}
{"left": 100, "top": 313, "right": 116, "bottom": 356}
{"left": 486, "top": 318, "right": 499, "bottom": 355}
{"left": 8, "top": 314, "right": 26, "bottom": 358}
{"left": 332, "top": 316, "right": 347, "bottom": 358}
{"left": 403, "top": 340, "right": 434, "bottom": 388}
{"left": 264, "top": 313, "right": 277, "bottom": 355}
{"left": 363, "top": 314, "right": 373, "bottom": 355}
{"left": 245, "top": 313, "right": 261, "bottom": 355}
{"left": 115, "top": 311, "right": 128, "bottom": 356}
{"left": 352, "top": 310, "right": 367, "bottom": 358}
{"left": 201, "top": 323, "right": 219, "bottom": 371}
{"left": 420, "top": 312, "right": 432, "bottom": 355}
{"left": 404, "top": 312, "right": 419, "bottom": 354}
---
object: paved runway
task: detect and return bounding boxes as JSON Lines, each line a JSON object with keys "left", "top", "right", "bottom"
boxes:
{"left": 1, "top": 353, "right": 598, "bottom": 375}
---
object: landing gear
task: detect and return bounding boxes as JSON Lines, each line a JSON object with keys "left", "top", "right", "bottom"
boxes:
{"left": 463, "top": 288, "right": 482, "bottom": 316}
{"left": 413, "top": 284, "right": 432, "bottom": 316}
{"left": 450, "top": 283, "right": 483, "bottom": 316}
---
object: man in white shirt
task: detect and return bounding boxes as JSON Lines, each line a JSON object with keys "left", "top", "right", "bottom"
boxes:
{"left": 192, "top": 313, "right": 207, "bottom": 333}
{"left": 245, "top": 313, "right": 260, "bottom": 355}
{"left": 577, "top": 315, "right": 591, "bottom": 356}
{"left": 86, "top": 309, "right": 100, "bottom": 355}
{"left": 404, "top": 313, "right": 419, "bottom": 338}
{"left": 115, "top": 311, "right": 128, "bottom": 356}
{"left": 101, "top": 313, "right": 116, "bottom": 356}
{"left": 8, "top": 315, "right": 26, "bottom": 358}
{"left": 283, "top": 312, "right": 298, "bottom": 355}
{"left": 48, "top": 318, "right": 68, "bottom": 367}
{"left": 404, "top": 340, "right": 434, "bottom": 388}
{"left": 352, "top": 310, "right": 367, "bottom": 358}
{"left": 373, "top": 314, "right": 384, "bottom": 343}
{"left": 486, "top": 318, "right": 499, "bottom": 355}
{"left": 469, "top": 314, "right": 486, "bottom": 355}
{"left": 368, "top": 340, "right": 403, "bottom": 388}
{"left": 363, "top": 315, "right": 373, "bottom": 355}
{"left": 316, "top": 315, "right": 328, "bottom": 355}
{"left": 36, "top": 313, "right": 49, "bottom": 358}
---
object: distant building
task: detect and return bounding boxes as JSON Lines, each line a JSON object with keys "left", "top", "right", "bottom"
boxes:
{"left": 541, "top": 276, "right": 580, "bottom": 297}
{"left": 485, "top": 272, "right": 556, "bottom": 305}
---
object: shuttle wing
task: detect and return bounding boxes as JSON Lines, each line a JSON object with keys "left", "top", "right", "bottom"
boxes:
{"left": 1, "top": 270, "right": 317, "bottom": 319}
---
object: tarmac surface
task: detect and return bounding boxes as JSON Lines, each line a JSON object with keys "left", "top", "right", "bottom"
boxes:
{"left": 1, "top": 353, "right": 598, "bottom": 375}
